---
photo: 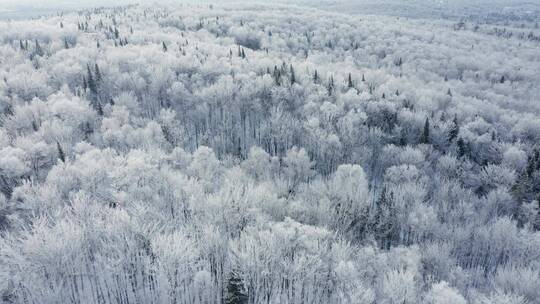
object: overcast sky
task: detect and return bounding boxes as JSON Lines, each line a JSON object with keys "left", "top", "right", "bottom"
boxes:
{"left": 0, "top": 0, "right": 139, "bottom": 9}
{"left": 1, "top": 0, "right": 537, "bottom": 19}
{"left": 2, "top": 0, "right": 536, "bottom": 8}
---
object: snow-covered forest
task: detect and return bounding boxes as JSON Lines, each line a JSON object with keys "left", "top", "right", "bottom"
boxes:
{"left": 0, "top": 2, "right": 539, "bottom": 303}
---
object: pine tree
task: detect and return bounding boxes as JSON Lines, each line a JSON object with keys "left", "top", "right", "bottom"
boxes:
{"left": 534, "top": 149, "right": 540, "bottom": 170}
{"left": 60, "top": 22, "right": 63, "bottom": 28}
{"left": 511, "top": 171, "right": 533, "bottom": 206}
{"left": 362, "top": 74, "right": 365, "bottom": 82}
{"left": 313, "top": 70, "right": 319, "bottom": 84}
{"left": 328, "top": 76, "right": 334, "bottom": 96}
{"left": 447, "top": 88, "right": 452, "bottom": 96}
{"left": 500, "top": 75, "right": 506, "bottom": 83}
{"left": 19, "top": 40, "right": 25, "bottom": 51}
{"left": 96, "top": 102, "right": 103, "bottom": 116}
{"left": 273, "top": 66, "right": 281, "bottom": 86}
{"left": 241, "top": 48, "right": 246, "bottom": 59}
{"left": 347, "top": 73, "right": 353, "bottom": 88}
{"left": 82, "top": 76, "right": 87, "bottom": 91}
{"left": 420, "top": 118, "right": 430, "bottom": 144}
{"left": 457, "top": 137, "right": 467, "bottom": 157}
{"left": 162, "top": 41, "right": 168, "bottom": 52}
{"left": 94, "top": 63, "right": 102, "bottom": 83}
{"left": 526, "top": 153, "right": 536, "bottom": 178}
{"left": 56, "top": 142, "right": 66, "bottom": 163}
{"left": 86, "top": 64, "right": 97, "bottom": 95}
{"left": 34, "top": 39, "right": 43, "bottom": 57}
{"left": 399, "top": 128, "right": 407, "bottom": 146}
{"left": 373, "top": 187, "right": 397, "bottom": 249}
{"left": 533, "top": 199, "right": 540, "bottom": 231}
{"left": 289, "top": 64, "right": 296, "bottom": 85}
{"left": 511, "top": 150, "right": 540, "bottom": 207}
{"left": 64, "top": 37, "right": 69, "bottom": 49}
{"left": 225, "top": 272, "right": 248, "bottom": 304}
{"left": 448, "top": 115, "right": 459, "bottom": 142}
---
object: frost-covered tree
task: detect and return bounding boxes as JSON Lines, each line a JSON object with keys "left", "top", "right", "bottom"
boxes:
{"left": 0, "top": 3, "right": 539, "bottom": 303}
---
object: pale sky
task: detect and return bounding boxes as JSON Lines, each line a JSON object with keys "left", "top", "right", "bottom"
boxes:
{"left": 1, "top": 0, "right": 536, "bottom": 8}
{"left": 0, "top": 0, "right": 536, "bottom": 18}
{"left": 0, "top": 0, "right": 141, "bottom": 9}
{"left": 0, "top": 0, "right": 296, "bottom": 11}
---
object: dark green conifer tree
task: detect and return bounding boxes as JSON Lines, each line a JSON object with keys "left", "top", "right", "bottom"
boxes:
{"left": 225, "top": 272, "right": 248, "bottom": 304}
{"left": 56, "top": 142, "right": 65, "bottom": 163}
{"left": 448, "top": 115, "right": 459, "bottom": 142}
{"left": 289, "top": 64, "right": 296, "bottom": 85}
{"left": 420, "top": 118, "right": 430, "bottom": 144}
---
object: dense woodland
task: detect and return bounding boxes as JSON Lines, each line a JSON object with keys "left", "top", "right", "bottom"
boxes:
{"left": 0, "top": 3, "right": 540, "bottom": 304}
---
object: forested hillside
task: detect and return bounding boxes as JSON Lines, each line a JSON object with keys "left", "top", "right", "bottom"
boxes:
{"left": 0, "top": 3, "right": 539, "bottom": 304}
